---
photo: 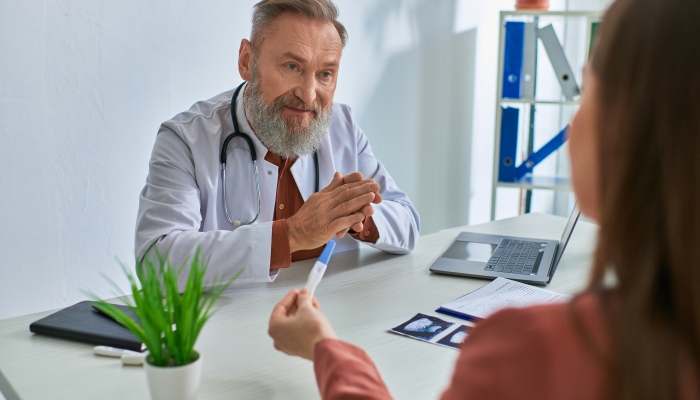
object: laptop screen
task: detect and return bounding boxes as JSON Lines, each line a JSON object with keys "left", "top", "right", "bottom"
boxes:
{"left": 549, "top": 204, "right": 581, "bottom": 278}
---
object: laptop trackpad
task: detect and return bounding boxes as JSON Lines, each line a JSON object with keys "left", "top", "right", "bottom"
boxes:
{"left": 442, "top": 241, "right": 497, "bottom": 262}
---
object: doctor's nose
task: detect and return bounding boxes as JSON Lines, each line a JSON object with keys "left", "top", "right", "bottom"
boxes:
{"left": 294, "top": 76, "right": 317, "bottom": 106}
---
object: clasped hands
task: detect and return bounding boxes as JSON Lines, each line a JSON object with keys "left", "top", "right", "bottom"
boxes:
{"left": 286, "top": 171, "right": 382, "bottom": 253}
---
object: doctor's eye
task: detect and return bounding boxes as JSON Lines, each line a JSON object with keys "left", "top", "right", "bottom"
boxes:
{"left": 287, "top": 64, "right": 298, "bottom": 71}
{"left": 321, "top": 71, "right": 331, "bottom": 78}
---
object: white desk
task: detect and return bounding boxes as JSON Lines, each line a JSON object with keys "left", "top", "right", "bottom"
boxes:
{"left": 0, "top": 213, "right": 597, "bottom": 400}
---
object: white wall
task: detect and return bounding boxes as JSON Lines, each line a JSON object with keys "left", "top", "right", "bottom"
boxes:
{"left": 0, "top": 0, "right": 255, "bottom": 320}
{"left": 0, "top": 0, "right": 610, "bottom": 320}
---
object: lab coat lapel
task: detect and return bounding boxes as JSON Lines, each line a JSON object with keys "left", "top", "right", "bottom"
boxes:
{"left": 317, "top": 133, "right": 336, "bottom": 192}
{"left": 291, "top": 132, "right": 335, "bottom": 201}
{"left": 291, "top": 153, "right": 312, "bottom": 201}
{"left": 257, "top": 154, "right": 277, "bottom": 223}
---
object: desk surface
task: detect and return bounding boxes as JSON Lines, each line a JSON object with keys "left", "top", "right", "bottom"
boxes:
{"left": 0, "top": 213, "right": 597, "bottom": 400}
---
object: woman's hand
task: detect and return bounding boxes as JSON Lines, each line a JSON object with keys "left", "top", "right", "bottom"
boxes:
{"left": 268, "top": 288, "right": 337, "bottom": 360}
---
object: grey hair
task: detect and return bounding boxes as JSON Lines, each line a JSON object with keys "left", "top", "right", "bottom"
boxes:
{"left": 251, "top": 0, "right": 348, "bottom": 49}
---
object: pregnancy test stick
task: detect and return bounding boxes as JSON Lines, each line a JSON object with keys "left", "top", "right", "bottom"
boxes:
{"left": 304, "top": 241, "right": 336, "bottom": 297}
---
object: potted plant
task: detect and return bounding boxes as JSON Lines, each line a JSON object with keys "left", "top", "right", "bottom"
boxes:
{"left": 93, "top": 249, "right": 242, "bottom": 400}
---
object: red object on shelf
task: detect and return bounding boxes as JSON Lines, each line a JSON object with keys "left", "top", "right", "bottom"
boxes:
{"left": 516, "top": 0, "right": 549, "bottom": 10}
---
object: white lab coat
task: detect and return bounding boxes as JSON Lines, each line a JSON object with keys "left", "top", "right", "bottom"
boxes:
{"left": 135, "top": 84, "right": 420, "bottom": 285}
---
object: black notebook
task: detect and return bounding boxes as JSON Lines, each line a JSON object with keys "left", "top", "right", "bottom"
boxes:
{"left": 29, "top": 301, "right": 145, "bottom": 352}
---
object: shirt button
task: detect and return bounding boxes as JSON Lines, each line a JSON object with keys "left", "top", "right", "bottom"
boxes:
{"left": 364, "top": 231, "right": 371, "bottom": 237}
{"left": 279, "top": 204, "right": 285, "bottom": 210}
{"left": 267, "top": 170, "right": 272, "bottom": 175}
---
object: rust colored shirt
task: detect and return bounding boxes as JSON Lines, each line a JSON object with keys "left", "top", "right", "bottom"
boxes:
{"left": 266, "top": 152, "right": 380, "bottom": 270}
{"left": 312, "top": 293, "right": 698, "bottom": 400}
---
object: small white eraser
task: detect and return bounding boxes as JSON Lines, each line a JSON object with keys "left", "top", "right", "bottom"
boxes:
{"left": 121, "top": 352, "right": 146, "bottom": 366}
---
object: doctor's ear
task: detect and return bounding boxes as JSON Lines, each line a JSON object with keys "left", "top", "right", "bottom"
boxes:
{"left": 238, "top": 39, "right": 253, "bottom": 81}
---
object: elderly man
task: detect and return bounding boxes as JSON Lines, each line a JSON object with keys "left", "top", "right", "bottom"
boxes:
{"left": 135, "top": 0, "right": 420, "bottom": 284}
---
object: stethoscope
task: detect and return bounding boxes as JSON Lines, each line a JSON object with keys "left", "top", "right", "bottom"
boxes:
{"left": 220, "top": 82, "right": 319, "bottom": 226}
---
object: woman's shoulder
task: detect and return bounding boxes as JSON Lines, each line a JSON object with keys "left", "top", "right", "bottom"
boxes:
{"left": 473, "top": 292, "right": 608, "bottom": 364}
{"left": 441, "top": 293, "right": 609, "bottom": 400}
{"left": 482, "top": 292, "right": 605, "bottom": 338}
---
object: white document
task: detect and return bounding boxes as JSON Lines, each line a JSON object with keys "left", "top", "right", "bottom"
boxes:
{"left": 439, "top": 277, "right": 572, "bottom": 321}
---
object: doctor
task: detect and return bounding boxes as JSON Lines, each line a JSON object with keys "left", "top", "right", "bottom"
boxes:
{"left": 135, "top": 0, "right": 420, "bottom": 285}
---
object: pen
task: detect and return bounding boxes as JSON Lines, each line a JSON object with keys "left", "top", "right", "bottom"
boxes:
{"left": 304, "top": 240, "right": 336, "bottom": 297}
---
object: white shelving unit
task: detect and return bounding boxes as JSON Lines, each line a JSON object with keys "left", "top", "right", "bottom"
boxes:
{"left": 490, "top": 10, "right": 601, "bottom": 220}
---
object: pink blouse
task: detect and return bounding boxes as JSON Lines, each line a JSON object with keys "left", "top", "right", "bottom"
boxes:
{"left": 314, "top": 294, "right": 614, "bottom": 399}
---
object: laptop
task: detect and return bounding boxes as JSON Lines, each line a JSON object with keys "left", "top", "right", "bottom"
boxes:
{"left": 429, "top": 205, "right": 581, "bottom": 285}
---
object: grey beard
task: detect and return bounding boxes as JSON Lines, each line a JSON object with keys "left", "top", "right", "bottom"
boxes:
{"left": 243, "top": 78, "right": 332, "bottom": 158}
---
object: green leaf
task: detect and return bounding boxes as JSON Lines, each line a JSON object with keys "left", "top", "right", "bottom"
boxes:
{"left": 92, "top": 246, "right": 244, "bottom": 367}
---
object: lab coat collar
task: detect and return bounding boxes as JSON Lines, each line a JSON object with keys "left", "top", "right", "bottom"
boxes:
{"left": 235, "top": 82, "right": 335, "bottom": 201}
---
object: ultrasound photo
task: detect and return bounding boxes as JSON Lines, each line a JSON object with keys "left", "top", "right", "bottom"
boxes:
{"left": 436, "top": 325, "right": 472, "bottom": 349}
{"left": 390, "top": 313, "right": 454, "bottom": 341}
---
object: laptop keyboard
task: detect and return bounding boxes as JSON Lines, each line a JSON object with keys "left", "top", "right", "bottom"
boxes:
{"left": 483, "top": 239, "right": 547, "bottom": 275}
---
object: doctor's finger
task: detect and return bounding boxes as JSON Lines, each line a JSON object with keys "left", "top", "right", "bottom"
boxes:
{"left": 329, "top": 179, "right": 377, "bottom": 199}
{"left": 331, "top": 182, "right": 379, "bottom": 206}
{"left": 332, "top": 193, "right": 375, "bottom": 219}
{"left": 320, "top": 172, "right": 344, "bottom": 193}
{"left": 327, "top": 212, "right": 366, "bottom": 234}
{"left": 341, "top": 172, "right": 364, "bottom": 184}
{"left": 351, "top": 221, "right": 364, "bottom": 234}
{"left": 360, "top": 204, "right": 374, "bottom": 217}
{"left": 372, "top": 192, "right": 383, "bottom": 204}
{"left": 336, "top": 229, "right": 349, "bottom": 238}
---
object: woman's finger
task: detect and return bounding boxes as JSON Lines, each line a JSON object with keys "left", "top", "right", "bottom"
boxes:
{"left": 270, "top": 289, "right": 299, "bottom": 319}
{"left": 287, "top": 302, "right": 298, "bottom": 316}
{"left": 298, "top": 288, "right": 315, "bottom": 307}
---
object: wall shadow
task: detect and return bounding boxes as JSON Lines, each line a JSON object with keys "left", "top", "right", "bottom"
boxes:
{"left": 355, "top": 0, "right": 477, "bottom": 235}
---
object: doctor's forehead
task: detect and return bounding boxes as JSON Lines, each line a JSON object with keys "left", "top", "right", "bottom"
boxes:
{"left": 254, "top": 13, "right": 343, "bottom": 64}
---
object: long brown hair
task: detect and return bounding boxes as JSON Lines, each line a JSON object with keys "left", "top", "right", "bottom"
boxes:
{"left": 585, "top": 0, "right": 700, "bottom": 398}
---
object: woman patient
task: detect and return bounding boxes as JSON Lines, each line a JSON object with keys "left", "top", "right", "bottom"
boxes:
{"left": 268, "top": 0, "right": 700, "bottom": 398}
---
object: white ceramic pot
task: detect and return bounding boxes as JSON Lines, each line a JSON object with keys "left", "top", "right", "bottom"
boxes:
{"left": 144, "top": 352, "right": 203, "bottom": 400}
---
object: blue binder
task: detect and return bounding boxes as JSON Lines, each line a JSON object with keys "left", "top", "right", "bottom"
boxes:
{"left": 498, "top": 107, "right": 519, "bottom": 183}
{"left": 514, "top": 126, "right": 569, "bottom": 180}
{"left": 502, "top": 22, "right": 525, "bottom": 99}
